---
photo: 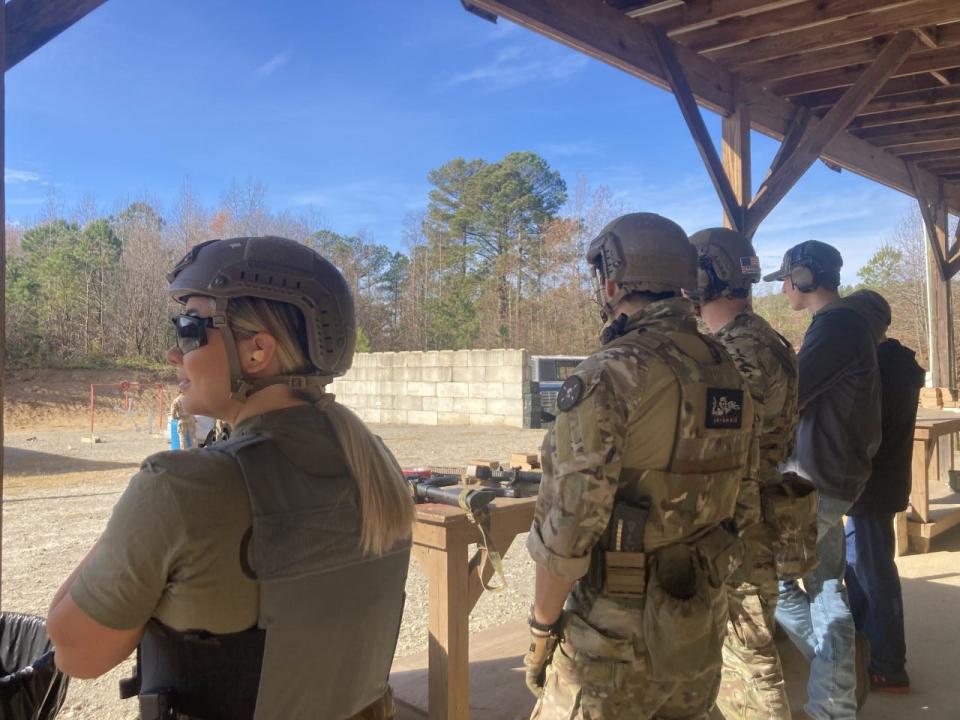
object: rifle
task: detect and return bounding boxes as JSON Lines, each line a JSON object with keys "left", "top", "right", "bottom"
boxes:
{"left": 403, "top": 470, "right": 495, "bottom": 513}
{"left": 469, "top": 465, "right": 542, "bottom": 498}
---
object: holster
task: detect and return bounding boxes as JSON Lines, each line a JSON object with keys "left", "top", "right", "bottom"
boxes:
{"left": 761, "top": 473, "right": 819, "bottom": 580}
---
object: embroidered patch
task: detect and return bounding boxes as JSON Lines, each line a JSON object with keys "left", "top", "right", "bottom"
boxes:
{"left": 556, "top": 376, "right": 584, "bottom": 412}
{"left": 705, "top": 388, "right": 744, "bottom": 429}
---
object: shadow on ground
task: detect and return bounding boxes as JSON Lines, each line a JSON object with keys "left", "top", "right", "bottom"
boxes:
{"left": 2, "top": 447, "right": 138, "bottom": 476}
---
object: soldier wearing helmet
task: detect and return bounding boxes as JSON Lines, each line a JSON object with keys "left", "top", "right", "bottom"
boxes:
{"left": 47, "top": 236, "right": 415, "bottom": 720}
{"left": 524, "top": 213, "right": 758, "bottom": 719}
{"left": 688, "top": 228, "right": 804, "bottom": 720}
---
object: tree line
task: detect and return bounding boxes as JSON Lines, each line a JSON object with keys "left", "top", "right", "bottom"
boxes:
{"left": 3, "top": 153, "right": 954, "bottom": 380}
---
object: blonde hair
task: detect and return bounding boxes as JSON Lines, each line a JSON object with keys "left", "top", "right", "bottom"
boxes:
{"left": 226, "top": 297, "right": 312, "bottom": 374}
{"left": 228, "top": 296, "right": 414, "bottom": 557}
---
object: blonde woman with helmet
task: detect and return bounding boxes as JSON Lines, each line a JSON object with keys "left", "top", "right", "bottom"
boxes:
{"left": 46, "top": 236, "right": 415, "bottom": 720}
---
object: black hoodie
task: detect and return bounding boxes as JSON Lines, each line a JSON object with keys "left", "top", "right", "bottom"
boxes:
{"left": 848, "top": 339, "right": 926, "bottom": 515}
{"left": 782, "top": 298, "right": 882, "bottom": 502}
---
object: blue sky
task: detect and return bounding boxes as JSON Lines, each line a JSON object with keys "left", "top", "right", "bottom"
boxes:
{"left": 6, "top": 0, "right": 919, "bottom": 285}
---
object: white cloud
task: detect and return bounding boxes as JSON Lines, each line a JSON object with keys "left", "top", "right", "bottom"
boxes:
{"left": 254, "top": 51, "right": 291, "bottom": 79}
{"left": 5, "top": 169, "right": 41, "bottom": 183}
{"left": 443, "top": 45, "right": 588, "bottom": 92}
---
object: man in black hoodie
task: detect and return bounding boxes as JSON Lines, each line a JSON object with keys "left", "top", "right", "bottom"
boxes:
{"left": 763, "top": 241, "right": 882, "bottom": 720}
{"left": 844, "top": 289, "right": 924, "bottom": 695}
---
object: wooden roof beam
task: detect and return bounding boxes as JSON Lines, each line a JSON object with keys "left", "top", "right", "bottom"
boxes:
{"left": 708, "top": 0, "right": 960, "bottom": 67}
{"left": 771, "top": 45, "right": 960, "bottom": 97}
{"left": 747, "top": 31, "right": 917, "bottom": 237}
{"left": 679, "top": 0, "right": 907, "bottom": 55}
{"left": 643, "top": 21, "right": 744, "bottom": 232}
{"left": 852, "top": 100, "right": 960, "bottom": 128}
{"left": 5, "top": 0, "right": 107, "bottom": 71}
{"left": 891, "top": 137, "right": 960, "bottom": 156}
{"left": 464, "top": 0, "right": 960, "bottom": 218}
{"left": 790, "top": 72, "right": 943, "bottom": 109}
{"left": 853, "top": 114, "right": 960, "bottom": 140}
{"left": 628, "top": 0, "right": 807, "bottom": 34}
{"left": 854, "top": 82, "right": 960, "bottom": 115}
{"left": 914, "top": 26, "right": 953, "bottom": 86}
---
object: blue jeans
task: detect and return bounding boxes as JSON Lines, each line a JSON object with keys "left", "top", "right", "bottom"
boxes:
{"left": 845, "top": 513, "right": 907, "bottom": 677}
{"left": 776, "top": 495, "right": 857, "bottom": 719}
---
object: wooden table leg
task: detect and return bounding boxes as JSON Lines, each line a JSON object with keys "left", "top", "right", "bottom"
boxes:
{"left": 911, "top": 439, "right": 931, "bottom": 523}
{"left": 895, "top": 511, "right": 909, "bottom": 557}
{"left": 424, "top": 540, "right": 470, "bottom": 720}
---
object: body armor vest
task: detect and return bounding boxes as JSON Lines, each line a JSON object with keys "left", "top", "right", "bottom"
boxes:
{"left": 612, "top": 328, "right": 754, "bottom": 552}
{"left": 131, "top": 431, "right": 411, "bottom": 720}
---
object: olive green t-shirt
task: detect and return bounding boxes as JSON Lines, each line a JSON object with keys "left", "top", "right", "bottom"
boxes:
{"left": 71, "top": 404, "right": 353, "bottom": 633}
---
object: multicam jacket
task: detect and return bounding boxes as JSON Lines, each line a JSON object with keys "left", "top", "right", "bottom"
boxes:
{"left": 527, "top": 298, "right": 757, "bottom": 641}
{"left": 715, "top": 310, "right": 798, "bottom": 487}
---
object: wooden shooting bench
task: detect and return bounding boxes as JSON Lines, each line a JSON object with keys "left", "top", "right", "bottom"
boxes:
{"left": 897, "top": 410, "right": 960, "bottom": 555}
{"left": 392, "top": 497, "right": 537, "bottom": 720}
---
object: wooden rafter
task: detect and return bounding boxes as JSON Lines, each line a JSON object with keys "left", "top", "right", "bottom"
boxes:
{"left": 746, "top": 31, "right": 917, "bottom": 237}
{"left": 851, "top": 101, "right": 960, "bottom": 129}
{"left": 892, "top": 137, "right": 960, "bottom": 156}
{"left": 5, "top": 0, "right": 108, "bottom": 71}
{"left": 707, "top": 0, "right": 960, "bottom": 67}
{"left": 853, "top": 115, "right": 960, "bottom": 142}
{"left": 678, "top": 0, "right": 907, "bottom": 55}
{"left": 466, "top": 0, "right": 960, "bottom": 219}
{"left": 628, "top": 0, "right": 806, "bottom": 32}
{"left": 642, "top": 21, "right": 743, "bottom": 231}
{"left": 914, "top": 26, "right": 952, "bottom": 86}
{"left": 742, "top": 38, "right": 894, "bottom": 84}
{"left": 771, "top": 45, "right": 960, "bottom": 97}
{"left": 855, "top": 82, "right": 960, "bottom": 116}
{"left": 794, "top": 74, "right": 945, "bottom": 111}
{"left": 767, "top": 106, "right": 810, "bottom": 178}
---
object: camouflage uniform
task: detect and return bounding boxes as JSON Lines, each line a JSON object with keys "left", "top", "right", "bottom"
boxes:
{"left": 528, "top": 298, "right": 758, "bottom": 720}
{"left": 714, "top": 311, "right": 798, "bottom": 720}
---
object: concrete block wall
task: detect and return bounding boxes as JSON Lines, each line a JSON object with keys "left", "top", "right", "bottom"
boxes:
{"left": 331, "top": 349, "right": 530, "bottom": 427}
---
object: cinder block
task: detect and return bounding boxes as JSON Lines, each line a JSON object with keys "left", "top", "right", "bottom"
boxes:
{"left": 485, "top": 398, "right": 524, "bottom": 416}
{"left": 434, "top": 396, "right": 455, "bottom": 412}
{"left": 406, "top": 381, "right": 437, "bottom": 397}
{"left": 502, "top": 382, "right": 524, "bottom": 399}
{"left": 358, "top": 408, "right": 382, "bottom": 424}
{"left": 362, "top": 381, "right": 379, "bottom": 395}
{"left": 503, "top": 349, "right": 526, "bottom": 366}
{"left": 453, "top": 349, "right": 472, "bottom": 367}
{"left": 504, "top": 416, "right": 525, "bottom": 429}
{"left": 436, "top": 382, "right": 469, "bottom": 398}
{"left": 407, "top": 410, "right": 439, "bottom": 426}
{"left": 438, "top": 351, "right": 456, "bottom": 367}
{"left": 453, "top": 397, "right": 486, "bottom": 414}
{"left": 421, "top": 351, "right": 440, "bottom": 367}
{"left": 371, "top": 395, "right": 395, "bottom": 410}
{"left": 453, "top": 366, "right": 485, "bottom": 383}
{"left": 397, "top": 395, "right": 423, "bottom": 411}
{"left": 399, "top": 367, "right": 422, "bottom": 381}
{"left": 484, "top": 365, "right": 524, "bottom": 383}
{"left": 352, "top": 353, "right": 373, "bottom": 367}
{"left": 469, "top": 413, "right": 507, "bottom": 426}
{"left": 438, "top": 412, "right": 471, "bottom": 425}
{"left": 381, "top": 409, "right": 407, "bottom": 424}
{"left": 422, "top": 366, "right": 452, "bottom": 382}
{"left": 470, "top": 349, "right": 505, "bottom": 367}
{"left": 469, "top": 382, "right": 503, "bottom": 399}
{"left": 376, "top": 353, "right": 396, "bottom": 368}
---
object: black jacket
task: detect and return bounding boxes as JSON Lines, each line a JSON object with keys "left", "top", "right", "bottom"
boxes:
{"left": 849, "top": 339, "right": 926, "bottom": 515}
{"left": 783, "top": 299, "right": 882, "bottom": 502}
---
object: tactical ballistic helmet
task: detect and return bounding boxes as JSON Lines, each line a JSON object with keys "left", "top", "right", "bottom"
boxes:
{"left": 167, "top": 236, "right": 356, "bottom": 400}
{"left": 586, "top": 212, "right": 696, "bottom": 318}
{"left": 688, "top": 227, "right": 761, "bottom": 303}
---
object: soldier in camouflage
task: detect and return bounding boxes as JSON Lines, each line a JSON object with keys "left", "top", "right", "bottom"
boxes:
{"left": 688, "top": 228, "right": 801, "bottom": 720}
{"left": 523, "top": 213, "right": 759, "bottom": 719}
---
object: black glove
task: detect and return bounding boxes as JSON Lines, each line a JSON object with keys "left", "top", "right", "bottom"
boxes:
{"left": 523, "top": 623, "right": 559, "bottom": 698}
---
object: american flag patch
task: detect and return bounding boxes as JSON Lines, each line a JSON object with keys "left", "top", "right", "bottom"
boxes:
{"left": 740, "top": 256, "right": 761, "bottom": 277}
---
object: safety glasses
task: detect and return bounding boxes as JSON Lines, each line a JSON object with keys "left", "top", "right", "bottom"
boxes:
{"left": 171, "top": 314, "right": 218, "bottom": 355}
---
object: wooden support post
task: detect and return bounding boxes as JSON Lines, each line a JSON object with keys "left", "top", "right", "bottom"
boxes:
{"left": 643, "top": 21, "right": 743, "bottom": 233}
{"left": 722, "top": 83, "right": 750, "bottom": 231}
{"left": 747, "top": 31, "right": 916, "bottom": 237}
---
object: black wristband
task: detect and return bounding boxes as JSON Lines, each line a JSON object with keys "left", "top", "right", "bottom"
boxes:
{"left": 528, "top": 607, "right": 561, "bottom": 634}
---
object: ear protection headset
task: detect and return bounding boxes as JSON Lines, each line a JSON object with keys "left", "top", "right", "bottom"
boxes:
{"left": 696, "top": 252, "right": 727, "bottom": 301}
{"left": 788, "top": 247, "right": 823, "bottom": 293}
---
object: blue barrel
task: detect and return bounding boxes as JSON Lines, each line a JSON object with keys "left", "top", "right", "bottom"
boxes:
{"left": 170, "top": 419, "right": 180, "bottom": 450}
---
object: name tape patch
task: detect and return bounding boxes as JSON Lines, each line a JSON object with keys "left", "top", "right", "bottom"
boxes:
{"left": 705, "top": 388, "right": 744, "bottom": 429}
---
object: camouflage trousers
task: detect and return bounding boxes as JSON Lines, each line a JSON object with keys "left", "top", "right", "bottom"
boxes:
{"left": 716, "top": 525, "right": 790, "bottom": 720}
{"left": 532, "top": 640, "right": 721, "bottom": 719}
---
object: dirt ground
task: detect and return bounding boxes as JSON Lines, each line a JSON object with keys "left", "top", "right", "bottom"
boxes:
{"left": 2, "top": 369, "right": 547, "bottom": 719}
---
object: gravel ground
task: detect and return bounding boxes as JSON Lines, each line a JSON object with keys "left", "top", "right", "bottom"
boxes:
{"left": 2, "top": 424, "right": 545, "bottom": 719}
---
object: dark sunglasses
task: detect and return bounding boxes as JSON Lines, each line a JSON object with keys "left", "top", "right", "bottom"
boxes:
{"left": 171, "top": 314, "right": 218, "bottom": 355}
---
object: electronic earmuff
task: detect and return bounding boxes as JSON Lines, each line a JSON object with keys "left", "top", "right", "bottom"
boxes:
{"left": 697, "top": 252, "right": 728, "bottom": 301}
{"left": 787, "top": 248, "right": 822, "bottom": 293}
